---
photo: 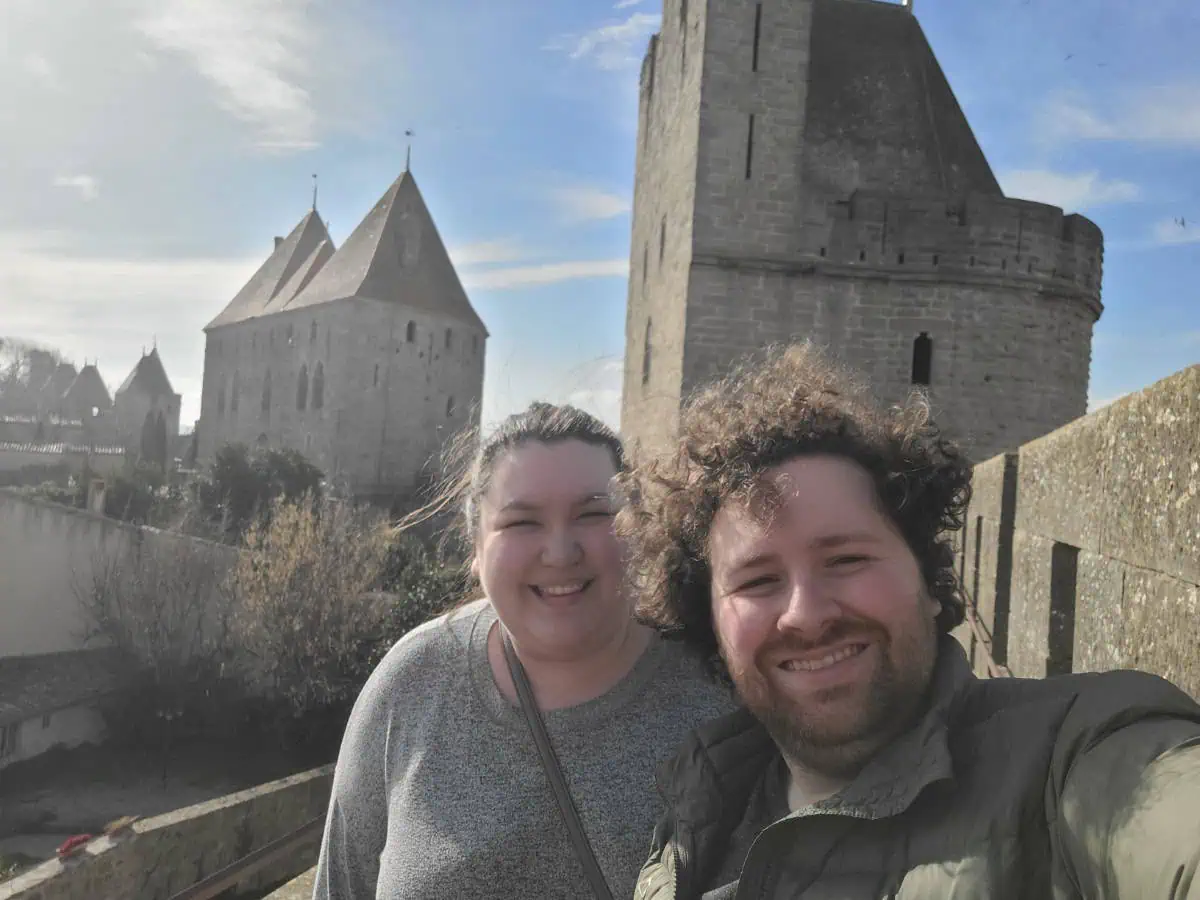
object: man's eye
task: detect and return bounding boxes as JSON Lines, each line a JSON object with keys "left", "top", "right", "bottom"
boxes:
{"left": 735, "top": 576, "right": 777, "bottom": 593}
{"left": 502, "top": 519, "right": 536, "bottom": 529}
{"left": 580, "top": 509, "right": 614, "bottom": 520}
{"left": 830, "top": 555, "right": 870, "bottom": 568}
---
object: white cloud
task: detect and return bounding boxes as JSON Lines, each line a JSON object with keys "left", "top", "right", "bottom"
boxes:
{"left": 21, "top": 53, "right": 58, "bottom": 87}
{"left": 1152, "top": 218, "right": 1200, "bottom": 246}
{"left": 0, "top": 229, "right": 259, "bottom": 424}
{"left": 614, "top": 0, "right": 644, "bottom": 8}
{"left": 1039, "top": 84, "right": 1200, "bottom": 148}
{"left": 448, "top": 238, "right": 528, "bottom": 267}
{"left": 563, "top": 358, "right": 624, "bottom": 428}
{"left": 550, "top": 185, "right": 631, "bottom": 222}
{"left": 52, "top": 174, "right": 99, "bottom": 202}
{"left": 134, "top": 0, "right": 319, "bottom": 151}
{"left": 463, "top": 258, "right": 629, "bottom": 290}
{"left": 998, "top": 169, "right": 1139, "bottom": 210}
{"left": 548, "top": 12, "right": 661, "bottom": 71}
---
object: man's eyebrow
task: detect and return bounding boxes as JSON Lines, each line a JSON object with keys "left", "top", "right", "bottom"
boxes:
{"left": 723, "top": 533, "right": 880, "bottom": 573}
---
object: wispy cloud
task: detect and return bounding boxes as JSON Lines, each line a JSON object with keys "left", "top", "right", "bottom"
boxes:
{"left": 564, "top": 357, "right": 624, "bottom": 427}
{"left": 449, "top": 238, "right": 528, "bottom": 267}
{"left": 998, "top": 169, "right": 1139, "bottom": 210}
{"left": 134, "top": 0, "right": 318, "bottom": 151}
{"left": 1038, "top": 84, "right": 1200, "bottom": 148}
{"left": 462, "top": 259, "right": 628, "bottom": 290}
{"left": 547, "top": 12, "right": 661, "bottom": 71}
{"left": 1152, "top": 217, "right": 1200, "bottom": 246}
{"left": 52, "top": 175, "right": 100, "bottom": 202}
{"left": 550, "top": 185, "right": 631, "bottom": 222}
{"left": 614, "top": 0, "right": 644, "bottom": 8}
{"left": 21, "top": 53, "right": 59, "bottom": 87}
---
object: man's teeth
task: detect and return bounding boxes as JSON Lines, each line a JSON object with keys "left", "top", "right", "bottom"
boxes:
{"left": 781, "top": 644, "right": 866, "bottom": 672}
{"left": 539, "top": 582, "right": 586, "bottom": 597}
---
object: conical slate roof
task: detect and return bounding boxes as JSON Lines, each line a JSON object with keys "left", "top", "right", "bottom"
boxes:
{"left": 39, "top": 363, "right": 77, "bottom": 404}
{"left": 802, "top": 0, "right": 1001, "bottom": 197}
{"left": 63, "top": 364, "right": 112, "bottom": 414}
{"left": 283, "top": 171, "right": 486, "bottom": 332}
{"left": 116, "top": 348, "right": 176, "bottom": 400}
{"left": 205, "top": 210, "right": 334, "bottom": 330}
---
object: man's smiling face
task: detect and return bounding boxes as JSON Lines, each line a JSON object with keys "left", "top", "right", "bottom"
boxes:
{"left": 708, "top": 454, "right": 942, "bottom": 778}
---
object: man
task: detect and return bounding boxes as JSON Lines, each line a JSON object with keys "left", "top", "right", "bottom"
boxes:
{"left": 618, "top": 342, "right": 1200, "bottom": 899}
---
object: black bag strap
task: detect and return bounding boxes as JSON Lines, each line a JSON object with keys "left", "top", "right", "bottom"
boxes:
{"left": 501, "top": 629, "right": 615, "bottom": 900}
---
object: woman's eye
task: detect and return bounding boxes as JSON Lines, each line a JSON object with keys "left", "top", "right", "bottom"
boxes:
{"left": 580, "top": 509, "right": 614, "bottom": 520}
{"left": 501, "top": 519, "right": 536, "bottom": 529}
{"left": 830, "top": 555, "right": 870, "bottom": 568}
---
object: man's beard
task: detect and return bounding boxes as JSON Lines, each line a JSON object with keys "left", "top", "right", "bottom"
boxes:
{"left": 722, "top": 618, "right": 936, "bottom": 783}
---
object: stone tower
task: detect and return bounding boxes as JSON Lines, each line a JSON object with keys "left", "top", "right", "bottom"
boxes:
{"left": 621, "top": 0, "right": 1104, "bottom": 461}
{"left": 198, "top": 169, "right": 487, "bottom": 499}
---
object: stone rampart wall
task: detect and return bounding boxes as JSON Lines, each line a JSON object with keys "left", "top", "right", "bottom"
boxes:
{"left": 956, "top": 364, "right": 1200, "bottom": 696}
{"left": 0, "top": 765, "right": 332, "bottom": 900}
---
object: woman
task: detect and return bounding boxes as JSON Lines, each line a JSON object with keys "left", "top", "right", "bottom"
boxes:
{"left": 312, "top": 402, "right": 735, "bottom": 899}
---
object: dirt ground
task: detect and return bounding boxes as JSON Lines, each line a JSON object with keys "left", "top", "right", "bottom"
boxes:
{"left": 0, "top": 737, "right": 329, "bottom": 874}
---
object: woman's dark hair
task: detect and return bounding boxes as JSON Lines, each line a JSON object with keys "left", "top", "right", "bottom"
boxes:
{"left": 615, "top": 341, "right": 972, "bottom": 681}
{"left": 397, "top": 401, "right": 624, "bottom": 559}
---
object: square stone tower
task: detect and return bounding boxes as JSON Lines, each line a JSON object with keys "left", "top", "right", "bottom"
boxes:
{"left": 622, "top": 0, "right": 1104, "bottom": 462}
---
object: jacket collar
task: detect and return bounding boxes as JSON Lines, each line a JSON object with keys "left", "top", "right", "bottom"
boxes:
{"left": 663, "top": 635, "right": 976, "bottom": 826}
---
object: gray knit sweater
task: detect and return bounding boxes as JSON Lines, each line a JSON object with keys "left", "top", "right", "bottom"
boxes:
{"left": 311, "top": 599, "right": 735, "bottom": 900}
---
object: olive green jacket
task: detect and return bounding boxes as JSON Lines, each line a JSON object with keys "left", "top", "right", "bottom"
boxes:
{"left": 635, "top": 637, "right": 1200, "bottom": 899}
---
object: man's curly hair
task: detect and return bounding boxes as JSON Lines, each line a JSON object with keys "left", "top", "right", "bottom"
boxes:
{"left": 616, "top": 341, "right": 973, "bottom": 680}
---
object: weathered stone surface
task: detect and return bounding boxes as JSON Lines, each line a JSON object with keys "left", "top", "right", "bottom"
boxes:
{"left": 0, "top": 766, "right": 332, "bottom": 900}
{"left": 623, "top": 0, "right": 1102, "bottom": 465}
{"left": 962, "top": 365, "right": 1199, "bottom": 692}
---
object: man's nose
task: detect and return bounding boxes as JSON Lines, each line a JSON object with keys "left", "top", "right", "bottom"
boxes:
{"left": 775, "top": 573, "right": 840, "bottom": 634}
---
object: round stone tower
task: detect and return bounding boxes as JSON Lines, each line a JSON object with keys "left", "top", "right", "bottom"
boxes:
{"left": 620, "top": 0, "right": 1103, "bottom": 462}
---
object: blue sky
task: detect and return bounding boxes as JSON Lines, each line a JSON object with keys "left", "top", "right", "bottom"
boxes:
{"left": 1, "top": 0, "right": 1196, "bottom": 431}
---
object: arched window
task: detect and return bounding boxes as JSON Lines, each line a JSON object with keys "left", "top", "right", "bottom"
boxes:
{"left": 230, "top": 371, "right": 240, "bottom": 414}
{"left": 911, "top": 332, "right": 933, "bottom": 386}
{"left": 312, "top": 362, "right": 325, "bottom": 410}
{"left": 406, "top": 321, "right": 416, "bottom": 343}
{"left": 261, "top": 370, "right": 272, "bottom": 419}
{"left": 642, "top": 318, "right": 653, "bottom": 386}
{"left": 659, "top": 217, "right": 666, "bottom": 263}
{"left": 216, "top": 377, "right": 226, "bottom": 417}
{"left": 446, "top": 396, "right": 455, "bottom": 417}
{"left": 373, "top": 364, "right": 379, "bottom": 387}
{"left": 297, "top": 364, "right": 309, "bottom": 410}
{"left": 310, "top": 321, "right": 318, "bottom": 343}
{"left": 445, "top": 328, "right": 453, "bottom": 350}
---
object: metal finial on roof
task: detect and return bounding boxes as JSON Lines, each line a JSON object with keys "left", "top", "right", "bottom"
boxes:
{"left": 405, "top": 130, "right": 414, "bottom": 171}
{"left": 312, "top": 173, "right": 319, "bottom": 211}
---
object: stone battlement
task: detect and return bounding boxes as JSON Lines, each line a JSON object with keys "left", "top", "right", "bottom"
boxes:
{"left": 795, "top": 191, "right": 1102, "bottom": 310}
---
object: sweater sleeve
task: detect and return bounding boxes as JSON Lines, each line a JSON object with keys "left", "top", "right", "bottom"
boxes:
{"left": 311, "top": 667, "right": 394, "bottom": 900}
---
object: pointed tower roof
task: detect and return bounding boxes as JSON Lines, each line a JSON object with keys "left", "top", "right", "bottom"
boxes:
{"left": 284, "top": 171, "right": 486, "bottom": 332}
{"left": 39, "top": 362, "right": 77, "bottom": 403}
{"left": 116, "top": 348, "right": 176, "bottom": 400}
{"left": 206, "top": 210, "right": 334, "bottom": 330}
{"left": 63, "top": 364, "right": 112, "bottom": 415}
{"left": 803, "top": 0, "right": 1001, "bottom": 197}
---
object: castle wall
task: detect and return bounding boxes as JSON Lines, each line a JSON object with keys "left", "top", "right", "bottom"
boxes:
{"left": 682, "top": 263, "right": 1095, "bottom": 462}
{"left": 623, "top": 0, "right": 1103, "bottom": 461}
{"left": 0, "top": 490, "right": 234, "bottom": 658}
{"left": 198, "top": 299, "right": 484, "bottom": 498}
{"left": 958, "top": 365, "right": 1200, "bottom": 697}
{"left": 0, "top": 765, "right": 331, "bottom": 900}
{"left": 620, "top": 0, "right": 709, "bottom": 454}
